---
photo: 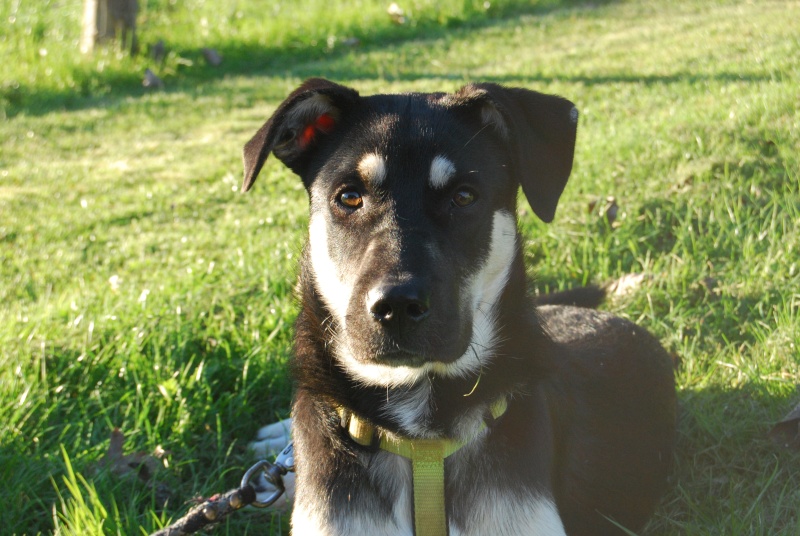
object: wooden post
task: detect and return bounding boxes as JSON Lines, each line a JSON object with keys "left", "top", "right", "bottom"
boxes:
{"left": 80, "top": 0, "right": 139, "bottom": 55}
{"left": 80, "top": 0, "right": 98, "bottom": 54}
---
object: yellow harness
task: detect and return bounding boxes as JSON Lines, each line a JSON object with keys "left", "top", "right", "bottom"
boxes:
{"left": 338, "top": 397, "right": 508, "bottom": 536}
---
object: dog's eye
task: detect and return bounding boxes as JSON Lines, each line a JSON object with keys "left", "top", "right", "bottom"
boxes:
{"left": 337, "top": 189, "right": 363, "bottom": 209}
{"left": 451, "top": 188, "right": 477, "bottom": 208}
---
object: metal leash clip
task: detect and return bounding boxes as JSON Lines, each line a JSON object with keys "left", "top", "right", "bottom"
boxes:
{"left": 241, "top": 442, "right": 295, "bottom": 508}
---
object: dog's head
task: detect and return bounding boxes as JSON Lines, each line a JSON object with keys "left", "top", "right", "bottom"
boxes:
{"left": 243, "top": 79, "right": 577, "bottom": 388}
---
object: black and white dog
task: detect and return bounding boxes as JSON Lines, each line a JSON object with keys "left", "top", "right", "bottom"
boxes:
{"left": 242, "top": 79, "right": 676, "bottom": 535}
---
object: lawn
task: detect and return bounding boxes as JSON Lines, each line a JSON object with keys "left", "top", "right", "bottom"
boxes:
{"left": 1, "top": 0, "right": 798, "bottom": 534}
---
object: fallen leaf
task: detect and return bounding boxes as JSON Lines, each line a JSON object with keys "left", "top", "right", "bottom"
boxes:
{"left": 699, "top": 276, "right": 719, "bottom": 293}
{"left": 606, "top": 272, "right": 648, "bottom": 297}
{"left": 95, "top": 428, "right": 172, "bottom": 507}
{"left": 201, "top": 48, "right": 223, "bottom": 66}
{"left": 769, "top": 401, "right": 800, "bottom": 449}
{"left": 588, "top": 195, "right": 620, "bottom": 226}
{"left": 604, "top": 196, "right": 619, "bottom": 225}
{"left": 387, "top": 2, "right": 407, "bottom": 24}
{"left": 150, "top": 40, "right": 166, "bottom": 63}
{"left": 143, "top": 68, "right": 164, "bottom": 89}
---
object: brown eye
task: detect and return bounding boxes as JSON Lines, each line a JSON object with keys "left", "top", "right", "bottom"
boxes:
{"left": 338, "top": 189, "right": 363, "bottom": 209}
{"left": 452, "top": 188, "right": 477, "bottom": 208}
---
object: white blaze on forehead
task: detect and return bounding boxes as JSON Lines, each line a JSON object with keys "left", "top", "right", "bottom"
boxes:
{"left": 429, "top": 155, "right": 456, "bottom": 189}
{"left": 357, "top": 152, "right": 387, "bottom": 186}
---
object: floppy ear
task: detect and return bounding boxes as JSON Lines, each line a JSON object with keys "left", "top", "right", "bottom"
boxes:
{"left": 445, "top": 83, "right": 578, "bottom": 222}
{"left": 241, "top": 78, "right": 360, "bottom": 192}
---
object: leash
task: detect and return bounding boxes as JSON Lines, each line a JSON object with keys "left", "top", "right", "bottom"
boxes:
{"left": 148, "top": 443, "right": 295, "bottom": 536}
{"left": 339, "top": 396, "right": 508, "bottom": 536}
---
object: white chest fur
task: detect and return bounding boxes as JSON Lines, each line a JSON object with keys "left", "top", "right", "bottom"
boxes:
{"left": 291, "top": 446, "right": 566, "bottom": 536}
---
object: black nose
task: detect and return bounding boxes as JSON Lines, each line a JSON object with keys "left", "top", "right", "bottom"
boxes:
{"left": 368, "top": 281, "right": 431, "bottom": 327}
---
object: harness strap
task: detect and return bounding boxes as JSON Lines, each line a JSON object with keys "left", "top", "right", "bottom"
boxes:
{"left": 339, "top": 397, "right": 508, "bottom": 536}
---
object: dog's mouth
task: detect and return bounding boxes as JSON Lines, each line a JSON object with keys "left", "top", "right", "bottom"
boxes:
{"left": 371, "top": 347, "right": 462, "bottom": 368}
{"left": 332, "top": 323, "right": 477, "bottom": 389}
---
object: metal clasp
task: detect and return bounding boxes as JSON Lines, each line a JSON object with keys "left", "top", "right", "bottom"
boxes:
{"left": 241, "top": 442, "right": 295, "bottom": 508}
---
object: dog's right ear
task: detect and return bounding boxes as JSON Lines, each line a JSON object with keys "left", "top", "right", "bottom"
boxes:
{"left": 443, "top": 83, "right": 578, "bottom": 223}
{"left": 242, "top": 78, "right": 360, "bottom": 192}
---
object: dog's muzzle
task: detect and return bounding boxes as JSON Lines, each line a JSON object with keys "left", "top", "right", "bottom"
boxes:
{"left": 355, "top": 276, "right": 468, "bottom": 366}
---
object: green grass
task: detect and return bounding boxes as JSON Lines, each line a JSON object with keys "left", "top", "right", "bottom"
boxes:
{"left": 2, "top": 0, "right": 799, "bottom": 534}
{"left": 1, "top": 0, "right": 567, "bottom": 116}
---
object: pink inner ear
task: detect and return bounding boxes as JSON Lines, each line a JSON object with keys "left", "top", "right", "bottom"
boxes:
{"left": 298, "top": 113, "right": 336, "bottom": 149}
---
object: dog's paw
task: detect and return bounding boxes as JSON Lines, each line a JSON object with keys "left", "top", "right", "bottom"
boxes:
{"left": 249, "top": 417, "right": 293, "bottom": 459}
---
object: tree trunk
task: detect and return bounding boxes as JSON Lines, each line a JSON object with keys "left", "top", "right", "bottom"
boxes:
{"left": 80, "top": 0, "right": 139, "bottom": 55}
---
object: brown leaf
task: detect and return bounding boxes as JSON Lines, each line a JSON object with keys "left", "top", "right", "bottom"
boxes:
{"left": 699, "top": 276, "right": 719, "bottom": 294}
{"left": 99, "top": 428, "right": 163, "bottom": 479}
{"left": 107, "top": 427, "right": 125, "bottom": 462}
{"left": 604, "top": 196, "right": 619, "bottom": 225}
{"left": 94, "top": 429, "right": 172, "bottom": 507}
{"left": 588, "top": 196, "right": 620, "bottom": 226}
{"left": 769, "top": 401, "right": 800, "bottom": 449}
{"left": 150, "top": 39, "right": 166, "bottom": 63}
{"left": 143, "top": 68, "right": 164, "bottom": 89}
{"left": 387, "top": 3, "right": 407, "bottom": 24}
{"left": 201, "top": 48, "right": 223, "bottom": 66}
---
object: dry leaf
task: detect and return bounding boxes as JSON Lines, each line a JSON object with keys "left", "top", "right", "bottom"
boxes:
{"left": 143, "top": 68, "right": 164, "bottom": 89}
{"left": 99, "top": 428, "right": 165, "bottom": 478}
{"left": 95, "top": 428, "right": 172, "bottom": 507}
{"left": 150, "top": 40, "right": 166, "bottom": 63}
{"left": 606, "top": 273, "right": 648, "bottom": 297}
{"left": 604, "top": 196, "right": 619, "bottom": 225}
{"left": 201, "top": 48, "right": 223, "bottom": 66}
{"left": 769, "top": 401, "right": 800, "bottom": 449}
{"left": 588, "top": 196, "right": 620, "bottom": 226}
{"left": 699, "top": 276, "right": 719, "bottom": 294}
{"left": 387, "top": 3, "right": 407, "bottom": 24}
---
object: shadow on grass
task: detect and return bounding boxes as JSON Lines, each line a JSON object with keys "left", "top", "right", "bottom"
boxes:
{"left": 5, "top": 0, "right": 621, "bottom": 117}
{"left": 655, "top": 384, "right": 800, "bottom": 535}
{"left": 3, "top": 321, "right": 293, "bottom": 534}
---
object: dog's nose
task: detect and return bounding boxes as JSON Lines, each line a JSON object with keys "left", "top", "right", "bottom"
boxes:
{"left": 367, "top": 282, "right": 431, "bottom": 326}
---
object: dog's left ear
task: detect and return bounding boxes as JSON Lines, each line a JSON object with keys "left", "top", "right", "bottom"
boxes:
{"left": 445, "top": 84, "right": 578, "bottom": 223}
{"left": 242, "top": 78, "right": 360, "bottom": 192}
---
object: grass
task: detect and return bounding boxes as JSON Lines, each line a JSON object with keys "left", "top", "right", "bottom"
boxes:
{"left": 1, "top": 0, "right": 798, "bottom": 534}
{"left": 1, "top": 0, "right": 568, "bottom": 116}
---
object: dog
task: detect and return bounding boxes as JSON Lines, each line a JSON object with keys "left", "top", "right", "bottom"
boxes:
{"left": 242, "top": 79, "right": 676, "bottom": 535}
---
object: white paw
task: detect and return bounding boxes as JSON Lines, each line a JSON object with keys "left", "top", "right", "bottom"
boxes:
{"left": 249, "top": 417, "right": 293, "bottom": 458}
